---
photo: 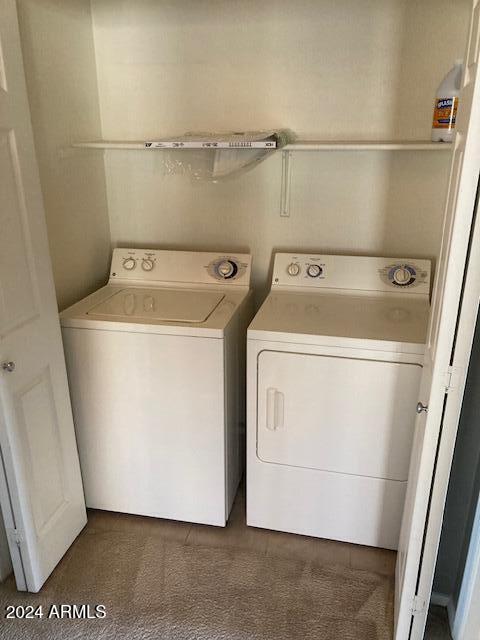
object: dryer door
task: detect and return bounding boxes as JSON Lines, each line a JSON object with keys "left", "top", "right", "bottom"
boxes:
{"left": 257, "top": 350, "right": 422, "bottom": 481}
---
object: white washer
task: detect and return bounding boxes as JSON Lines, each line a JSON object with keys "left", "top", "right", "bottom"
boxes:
{"left": 60, "top": 248, "right": 252, "bottom": 526}
{"left": 246, "top": 253, "right": 431, "bottom": 550}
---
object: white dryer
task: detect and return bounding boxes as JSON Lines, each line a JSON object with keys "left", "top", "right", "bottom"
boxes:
{"left": 61, "top": 248, "right": 252, "bottom": 526}
{"left": 246, "top": 253, "right": 431, "bottom": 550}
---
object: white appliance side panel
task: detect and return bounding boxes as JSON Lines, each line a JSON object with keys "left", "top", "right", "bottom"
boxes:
{"left": 257, "top": 351, "right": 422, "bottom": 481}
{"left": 62, "top": 329, "right": 226, "bottom": 526}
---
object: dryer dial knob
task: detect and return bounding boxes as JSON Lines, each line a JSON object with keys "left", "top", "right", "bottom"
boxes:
{"left": 287, "top": 262, "right": 301, "bottom": 276}
{"left": 307, "top": 264, "right": 323, "bottom": 278}
{"left": 142, "top": 258, "right": 154, "bottom": 272}
{"left": 122, "top": 257, "right": 136, "bottom": 271}
{"left": 393, "top": 266, "right": 411, "bottom": 285}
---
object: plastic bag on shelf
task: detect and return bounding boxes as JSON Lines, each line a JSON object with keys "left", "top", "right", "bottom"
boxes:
{"left": 157, "top": 130, "right": 295, "bottom": 182}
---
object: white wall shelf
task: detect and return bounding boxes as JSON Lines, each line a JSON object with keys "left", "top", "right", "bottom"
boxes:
{"left": 285, "top": 141, "right": 451, "bottom": 151}
{"left": 72, "top": 140, "right": 452, "bottom": 152}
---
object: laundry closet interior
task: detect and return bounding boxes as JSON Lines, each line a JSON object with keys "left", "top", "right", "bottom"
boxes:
{"left": 0, "top": 0, "right": 477, "bottom": 638}
{"left": 14, "top": 0, "right": 470, "bottom": 311}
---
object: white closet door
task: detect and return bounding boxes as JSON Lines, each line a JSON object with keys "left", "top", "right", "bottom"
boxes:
{"left": 0, "top": 0, "right": 86, "bottom": 592}
{"left": 395, "top": 2, "right": 480, "bottom": 638}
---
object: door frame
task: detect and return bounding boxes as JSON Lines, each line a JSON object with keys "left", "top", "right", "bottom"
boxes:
{"left": 410, "top": 178, "right": 480, "bottom": 639}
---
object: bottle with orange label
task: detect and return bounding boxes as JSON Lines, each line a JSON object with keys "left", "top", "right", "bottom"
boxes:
{"left": 432, "top": 60, "right": 463, "bottom": 142}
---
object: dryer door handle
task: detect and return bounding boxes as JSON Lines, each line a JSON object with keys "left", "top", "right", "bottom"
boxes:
{"left": 266, "top": 388, "right": 284, "bottom": 430}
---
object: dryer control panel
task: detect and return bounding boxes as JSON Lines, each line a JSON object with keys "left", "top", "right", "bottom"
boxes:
{"left": 110, "top": 248, "right": 251, "bottom": 286}
{"left": 272, "top": 253, "right": 431, "bottom": 296}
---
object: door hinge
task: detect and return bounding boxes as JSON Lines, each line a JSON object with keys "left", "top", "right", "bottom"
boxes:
{"left": 411, "top": 594, "right": 426, "bottom": 616}
{"left": 7, "top": 528, "right": 23, "bottom": 546}
{"left": 444, "top": 365, "right": 462, "bottom": 394}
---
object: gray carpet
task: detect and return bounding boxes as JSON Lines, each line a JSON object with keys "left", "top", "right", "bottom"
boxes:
{"left": 0, "top": 496, "right": 394, "bottom": 639}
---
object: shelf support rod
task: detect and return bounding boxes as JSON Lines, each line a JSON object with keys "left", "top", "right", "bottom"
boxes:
{"left": 280, "top": 150, "right": 293, "bottom": 217}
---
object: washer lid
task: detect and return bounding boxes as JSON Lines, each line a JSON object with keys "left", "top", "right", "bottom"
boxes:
{"left": 86, "top": 288, "right": 225, "bottom": 323}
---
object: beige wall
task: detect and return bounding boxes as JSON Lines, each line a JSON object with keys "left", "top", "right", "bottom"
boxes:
{"left": 89, "top": 0, "right": 470, "bottom": 303}
{"left": 17, "top": 0, "right": 111, "bottom": 310}
{"left": 92, "top": 0, "right": 469, "bottom": 140}
{"left": 103, "top": 149, "right": 451, "bottom": 301}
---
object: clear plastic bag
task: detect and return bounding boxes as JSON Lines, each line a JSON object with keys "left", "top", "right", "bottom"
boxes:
{"left": 157, "top": 130, "right": 295, "bottom": 182}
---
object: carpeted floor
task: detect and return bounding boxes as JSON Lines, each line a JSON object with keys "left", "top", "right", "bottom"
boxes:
{"left": 0, "top": 490, "right": 395, "bottom": 639}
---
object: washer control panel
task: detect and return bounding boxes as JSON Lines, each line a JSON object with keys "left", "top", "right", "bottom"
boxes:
{"left": 273, "top": 253, "right": 431, "bottom": 296}
{"left": 110, "top": 248, "right": 251, "bottom": 286}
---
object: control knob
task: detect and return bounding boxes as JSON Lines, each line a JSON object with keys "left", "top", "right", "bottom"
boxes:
{"left": 393, "top": 266, "right": 411, "bottom": 285}
{"left": 287, "top": 262, "right": 301, "bottom": 276}
{"left": 307, "top": 264, "right": 323, "bottom": 278}
{"left": 122, "top": 257, "right": 136, "bottom": 271}
{"left": 142, "top": 258, "right": 154, "bottom": 272}
{"left": 216, "top": 260, "right": 237, "bottom": 279}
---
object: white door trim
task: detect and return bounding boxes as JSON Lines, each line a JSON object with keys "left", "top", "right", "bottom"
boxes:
{"left": 410, "top": 184, "right": 480, "bottom": 639}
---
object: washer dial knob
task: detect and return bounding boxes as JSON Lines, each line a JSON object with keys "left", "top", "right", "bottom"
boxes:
{"left": 142, "top": 258, "right": 154, "bottom": 272}
{"left": 122, "top": 257, "right": 136, "bottom": 271}
{"left": 215, "top": 259, "right": 238, "bottom": 280}
{"left": 287, "top": 262, "right": 301, "bottom": 276}
{"left": 307, "top": 264, "right": 323, "bottom": 278}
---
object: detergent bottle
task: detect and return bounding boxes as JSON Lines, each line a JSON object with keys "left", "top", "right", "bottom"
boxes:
{"left": 432, "top": 60, "right": 463, "bottom": 142}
